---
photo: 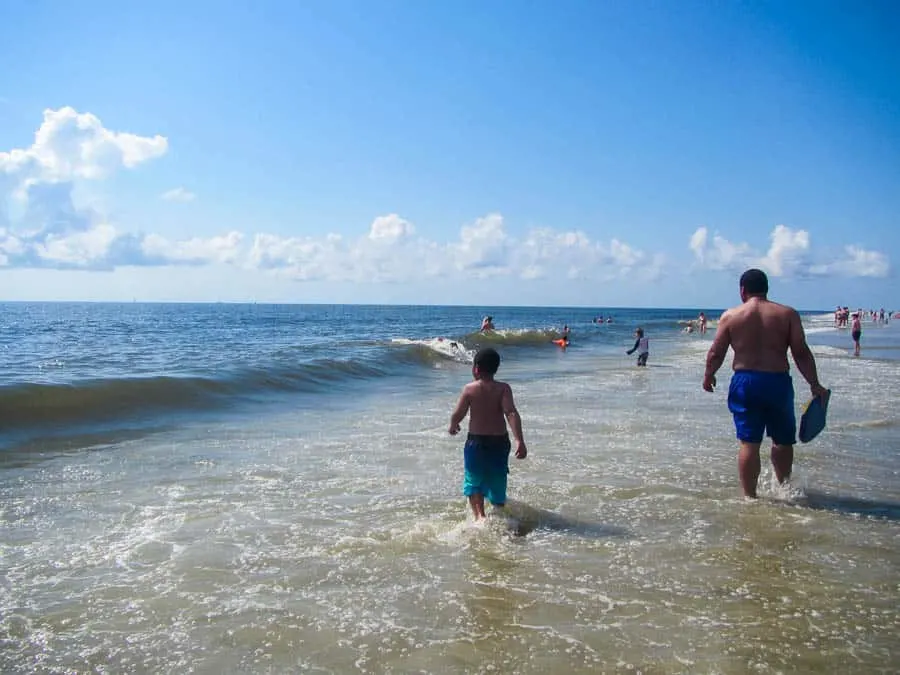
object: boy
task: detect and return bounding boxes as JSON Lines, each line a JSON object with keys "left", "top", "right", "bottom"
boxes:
{"left": 626, "top": 327, "right": 649, "bottom": 366}
{"left": 448, "top": 347, "right": 527, "bottom": 520}
{"left": 851, "top": 312, "right": 862, "bottom": 356}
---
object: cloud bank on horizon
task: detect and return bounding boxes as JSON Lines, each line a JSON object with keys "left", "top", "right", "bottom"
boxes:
{"left": 0, "top": 107, "right": 891, "bottom": 292}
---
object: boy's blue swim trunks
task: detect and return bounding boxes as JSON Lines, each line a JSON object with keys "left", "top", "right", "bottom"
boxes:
{"left": 728, "top": 370, "right": 796, "bottom": 445}
{"left": 462, "top": 433, "right": 511, "bottom": 506}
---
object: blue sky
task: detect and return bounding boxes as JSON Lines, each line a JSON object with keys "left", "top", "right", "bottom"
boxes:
{"left": 1, "top": 0, "right": 897, "bottom": 308}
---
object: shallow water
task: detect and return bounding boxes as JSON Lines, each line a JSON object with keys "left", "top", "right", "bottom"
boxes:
{"left": 1, "top": 305, "right": 899, "bottom": 673}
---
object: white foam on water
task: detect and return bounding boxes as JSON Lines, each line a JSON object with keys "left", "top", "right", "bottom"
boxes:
{"left": 391, "top": 336, "right": 475, "bottom": 363}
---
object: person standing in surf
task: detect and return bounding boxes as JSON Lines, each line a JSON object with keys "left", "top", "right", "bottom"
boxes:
{"left": 480, "top": 316, "right": 495, "bottom": 332}
{"left": 702, "top": 269, "right": 828, "bottom": 498}
{"left": 626, "top": 327, "right": 649, "bottom": 366}
{"left": 851, "top": 312, "right": 862, "bottom": 356}
{"left": 448, "top": 347, "right": 527, "bottom": 520}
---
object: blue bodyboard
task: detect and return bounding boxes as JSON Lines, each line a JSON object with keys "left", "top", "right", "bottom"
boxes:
{"left": 799, "top": 389, "right": 831, "bottom": 443}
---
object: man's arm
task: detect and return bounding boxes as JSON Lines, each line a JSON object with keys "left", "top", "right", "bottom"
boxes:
{"left": 448, "top": 388, "right": 470, "bottom": 435}
{"left": 501, "top": 384, "right": 527, "bottom": 458}
{"left": 788, "top": 310, "right": 828, "bottom": 398}
{"left": 703, "top": 312, "right": 731, "bottom": 392}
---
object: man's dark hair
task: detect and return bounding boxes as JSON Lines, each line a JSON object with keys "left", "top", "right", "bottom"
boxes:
{"left": 740, "top": 268, "right": 769, "bottom": 296}
{"left": 474, "top": 347, "right": 500, "bottom": 375}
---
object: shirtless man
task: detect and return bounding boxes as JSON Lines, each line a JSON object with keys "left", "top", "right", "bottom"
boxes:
{"left": 449, "top": 347, "right": 527, "bottom": 519}
{"left": 703, "top": 269, "right": 828, "bottom": 498}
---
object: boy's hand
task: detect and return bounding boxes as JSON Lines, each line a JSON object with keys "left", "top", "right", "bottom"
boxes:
{"left": 515, "top": 441, "right": 527, "bottom": 459}
{"left": 449, "top": 423, "right": 460, "bottom": 435}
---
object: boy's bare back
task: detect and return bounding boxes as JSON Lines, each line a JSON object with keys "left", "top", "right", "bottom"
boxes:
{"left": 463, "top": 379, "right": 515, "bottom": 436}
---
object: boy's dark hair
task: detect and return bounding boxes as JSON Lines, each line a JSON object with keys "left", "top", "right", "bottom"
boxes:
{"left": 474, "top": 347, "right": 501, "bottom": 375}
{"left": 635, "top": 327, "right": 644, "bottom": 337}
{"left": 740, "top": 268, "right": 769, "bottom": 296}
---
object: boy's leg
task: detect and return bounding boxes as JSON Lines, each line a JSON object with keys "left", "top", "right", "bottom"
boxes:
{"left": 468, "top": 493, "right": 487, "bottom": 519}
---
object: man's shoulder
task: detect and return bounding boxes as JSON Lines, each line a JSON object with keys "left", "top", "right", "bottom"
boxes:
{"left": 765, "top": 300, "right": 800, "bottom": 318}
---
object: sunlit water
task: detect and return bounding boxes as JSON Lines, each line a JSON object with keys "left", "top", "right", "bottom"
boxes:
{"left": 1, "top": 305, "right": 898, "bottom": 673}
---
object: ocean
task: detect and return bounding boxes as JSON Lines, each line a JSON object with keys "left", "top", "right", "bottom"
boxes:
{"left": 1, "top": 302, "right": 898, "bottom": 674}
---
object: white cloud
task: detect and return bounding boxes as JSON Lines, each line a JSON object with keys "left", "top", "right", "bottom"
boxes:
{"left": 688, "top": 225, "right": 883, "bottom": 279}
{"left": 810, "top": 245, "right": 890, "bottom": 278}
{"left": 368, "top": 213, "right": 413, "bottom": 240}
{"left": 161, "top": 187, "right": 195, "bottom": 202}
{"left": 142, "top": 231, "right": 243, "bottom": 265}
{"left": 758, "top": 224, "right": 810, "bottom": 277}
{"left": 0, "top": 107, "right": 172, "bottom": 270}
{"left": 0, "top": 107, "right": 167, "bottom": 194}
{"left": 33, "top": 223, "right": 120, "bottom": 268}
{"left": 688, "top": 226, "right": 754, "bottom": 271}
{"left": 450, "top": 213, "right": 510, "bottom": 276}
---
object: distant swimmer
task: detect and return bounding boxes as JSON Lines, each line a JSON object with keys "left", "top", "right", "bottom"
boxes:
{"left": 562, "top": 324, "right": 570, "bottom": 337}
{"left": 480, "top": 316, "right": 495, "bottom": 332}
{"left": 703, "top": 268, "right": 828, "bottom": 499}
{"left": 698, "top": 312, "right": 707, "bottom": 334}
{"left": 626, "top": 327, "right": 649, "bottom": 366}
{"left": 851, "top": 312, "right": 862, "bottom": 356}
{"left": 448, "top": 347, "right": 527, "bottom": 521}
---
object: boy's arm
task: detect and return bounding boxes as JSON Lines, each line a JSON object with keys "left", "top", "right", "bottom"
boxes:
{"left": 626, "top": 338, "right": 639, "bottom": 355}
{"left": 501, "top": 384, "right": 527, "bottom": 458}
{"left": 448, "top": 388, "right": 470, "bottom": 435}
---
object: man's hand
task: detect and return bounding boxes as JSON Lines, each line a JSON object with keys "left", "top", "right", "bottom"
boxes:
{"left": 448, "top": 422, "right": 460, "bottom": 436}
{"left": 702, "top": 373, "right": 717, "bottom": 393}
{"left": 810, "top": 383, "right": 829, "bottom": 400}
{"left": 514, "top": 441, "right": 527, "bottom": 459}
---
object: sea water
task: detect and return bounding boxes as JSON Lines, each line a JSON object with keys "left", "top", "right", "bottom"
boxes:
{"left": 1, "top": 303, "right": 898, "bottom": 673}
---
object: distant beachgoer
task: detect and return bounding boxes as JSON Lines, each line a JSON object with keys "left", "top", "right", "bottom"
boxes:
{"left": 562, "top": 324, "right": 570, "bottom": 337}
{"left": 703, "top": 268, "right": 828, "bottom": 499}
{"left": 851, "top": 313, "right": 862, "bottom": 356}
{"left": 698, "top": 312, "right": 707, "bottom": 334}
{"left": 480, "top": 316, "right": 495, "bottom": 332}
{"left": 626, "top": 327, "right": 649, "bottom": 366}
{"left": 448, "top": 347, "right": 527, "bottom": 521}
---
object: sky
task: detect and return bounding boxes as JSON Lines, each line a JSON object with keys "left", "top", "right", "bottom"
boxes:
{"left": 1, "top": 0, "right": 898, "bottom": 309}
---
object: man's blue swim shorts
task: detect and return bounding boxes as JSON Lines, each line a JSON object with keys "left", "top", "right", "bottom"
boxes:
{"left": 462, "top": 434, "right": 511, "bottom": 506}
{"left": 728, "top": 370, "right": 796, "bottom": 445}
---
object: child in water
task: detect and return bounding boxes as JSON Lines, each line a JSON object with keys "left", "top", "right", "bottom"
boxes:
{"left": 448, "top": 347, "right": 527, "bottom": 520}
{"left": 626, "top": 327, "right": 649, "bottom": 366}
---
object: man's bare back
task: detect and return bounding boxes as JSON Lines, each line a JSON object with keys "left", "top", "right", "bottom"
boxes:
{"left": 715, "top": 297, "right": 797, "bottom": 373}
